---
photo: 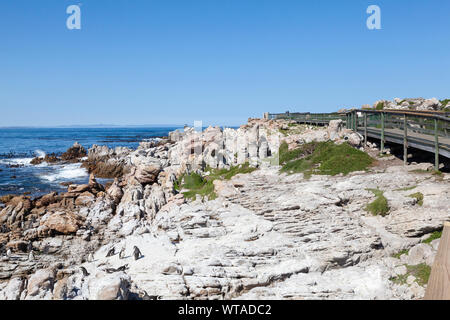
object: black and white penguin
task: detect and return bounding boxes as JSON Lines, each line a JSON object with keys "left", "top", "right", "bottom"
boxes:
{"left": 133, "top": 246, "right": 142, "bottom": 261}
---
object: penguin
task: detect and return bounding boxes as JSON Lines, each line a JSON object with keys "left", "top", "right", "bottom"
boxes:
{"left": 119, "top": 247, "right": 125, "bottom": 259}
{"left": 80, "top": 267, "right": 90, "bottom": 277}
{"left": 87, "top": 253, "right": 94, "bottom": 262}
{"left": 28, "top": 251, "right": 35, "bottom": 261}
{"left": 106, "top": 247, "right": 115, "bottom": 257}
{"left": 105, "top": 268, "right": 116, "bottom": 274}
{"left": 6, "top": 248, "right": 12, "bottom": 258}
{"left": 27, "top": 241, "right": 33, "bottom": 253}
{"left": 116, "top": 264, "right": 128, "bottom": 272}
{"left": 133, "top": 246, "right": 142, "bottom": 261}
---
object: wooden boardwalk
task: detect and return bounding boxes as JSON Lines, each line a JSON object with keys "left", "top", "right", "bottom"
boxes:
{"left": 357, "top": 127, "right": 450, "bottom": 158}
{"left": 267, "top": 110, "right": 450, "bottom": 169}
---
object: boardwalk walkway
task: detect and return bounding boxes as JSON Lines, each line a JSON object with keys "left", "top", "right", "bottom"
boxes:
{"left": 267, "top": 109, "right": 450, "bottom": 169}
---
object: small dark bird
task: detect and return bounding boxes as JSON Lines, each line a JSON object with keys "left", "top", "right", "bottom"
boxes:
{"left": 106, "top": 247, "right": 115, "bottom": 257}
{"left": 80, "top": 267, "right": 90, "bottom": 277}
{"left": 133, "top": 246, "right": 142, "bottom": 261}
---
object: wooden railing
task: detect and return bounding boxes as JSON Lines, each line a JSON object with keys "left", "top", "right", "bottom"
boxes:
{"left": 267, "top": 109, "right": 450, "bottom": 169}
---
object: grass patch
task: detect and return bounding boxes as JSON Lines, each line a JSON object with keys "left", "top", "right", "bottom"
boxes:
{"left": 366, "top": 188, "right": 390, "bottom": 216}
{"left": 422, "top": 230, "right": 442, "bottom": 244}
{"left": 206, "top": 162, "right": 257, "bottom": 181}
{"left": 395, "top": 186, "right": 417, "bottom": 192}
{"left": 389, "top": 264, "right": 431, "bottom": 286}
{"left": 280, "top": 141, "right": 373, "bottom": 177}
{"left": 180, "top": 163, "right": 256, "bottom": 201}
{"left": 392, "top": 249, "right": 409, "bottom": 259}
{"left": 408, "top": 192, "right": 424, "bottom": 206}
{"left": 181, "top": 172, "right": 217, "bottom": 201}
{"left": 410, "top": 169, "right": 431, "bottom": 174}
{"left": 407, "top": 264, "right": 431, "bottom": 286}
{"left": 390, "top": 274, "right": 408, "bottom": 285}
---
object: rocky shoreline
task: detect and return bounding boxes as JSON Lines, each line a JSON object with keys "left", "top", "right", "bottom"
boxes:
{"left": 0, "top": 118, "right": 449, "bottom": 300}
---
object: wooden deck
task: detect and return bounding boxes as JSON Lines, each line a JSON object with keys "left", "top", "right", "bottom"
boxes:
{"left": 267, "top": 110, "right": 450, "bottom": 167}
{"left": 357, "top": 127, "right": 450, "bottom": 159}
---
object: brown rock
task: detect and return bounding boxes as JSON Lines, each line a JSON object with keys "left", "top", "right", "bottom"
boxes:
{"left": 6, "top": 240, "right": 28, "bottom": 252}
{"left": 75, "top": 191, "right": 95, "bottom": 206}
{"left": 68, "top": 184, "right": 90, "bottom": 193}
{"left": 42, "top": 211, "right": 82, "bottom": 234}
{"left": 61, "top": 142, "right": 87, "bottom": 162}
{"left": 35, "top": 192, "right": 59, "bottom": 208}
{"left": 106, "top": 179, "right": 123, "bottom": 204}
{"left": 135, "top": 162, "right": 162, "bottom": 185}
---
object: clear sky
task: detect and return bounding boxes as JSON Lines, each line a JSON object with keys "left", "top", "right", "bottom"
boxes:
{"left": 1, "top": 0, "right": 449, "bottom": 127}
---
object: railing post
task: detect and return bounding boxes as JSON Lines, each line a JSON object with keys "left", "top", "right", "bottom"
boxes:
{"left": 403, "top": 115, "right": 408, "bottom": 166}
{"left": 352, "top": 111, "right": 355, "bottom": 130}
{"left": 364, "top": 113, "right": 367, "bottom": 146}
{"left": 381, "top": 112, "right": 385, "bottom": 153}
{"left": 434, "top": 118, "right": 439, "bottom": 171}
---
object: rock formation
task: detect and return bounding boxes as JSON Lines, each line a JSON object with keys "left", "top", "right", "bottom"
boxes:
{"left": 0, "top": 118, "right": 449, "bottom": 300}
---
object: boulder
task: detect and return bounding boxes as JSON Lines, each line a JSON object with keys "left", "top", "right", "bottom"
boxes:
{"left": 41, "top": 211, "right": 82, "bottom": 234}
{"left": 61, "top": 142, "right": 87, "bottom": 161}
{"left": 87, "top": 272, "right": 131, "bottom": 300}
{"left": 26, "top": 269, "right": 55, "bottom": 299}
{"left": 106, "top": 179, "right": 123, "bottom": 204}
{"left": 328, "top": 120, "right": 343, "bottom": 140}
{"left": 135, "top": 161, "right": 162, "bottom": 185}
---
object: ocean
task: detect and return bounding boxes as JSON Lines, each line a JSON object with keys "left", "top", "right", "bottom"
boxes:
{"left": 0, "top": 127, "right": 181, "bottom": 198}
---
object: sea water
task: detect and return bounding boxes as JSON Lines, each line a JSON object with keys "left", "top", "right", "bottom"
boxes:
{"left": 0, "top": 127, "right": 180, "bottom": 198}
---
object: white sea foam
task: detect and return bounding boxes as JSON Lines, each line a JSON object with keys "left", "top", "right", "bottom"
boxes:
{"left": 35, "top": 149, "right": 46, "bottom": 158}
{"left": 40, "top": 163, "right": 88, "bottom": 182}
{"left": 0, "top": 158, "right": 34, "bottom": 166}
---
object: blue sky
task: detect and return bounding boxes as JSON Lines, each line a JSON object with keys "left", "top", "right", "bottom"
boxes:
{"left": 1, "top": 0, "right": 449, "bottom": 127}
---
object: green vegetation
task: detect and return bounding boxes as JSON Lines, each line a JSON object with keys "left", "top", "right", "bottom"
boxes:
{"left": 390, "top": 264, "right": 431, "bottom": 286}
{"left": 180, "top": 172, "right": 216, "bottom": 201}
{"left": 408, "top": 192, "right": 424, "bottom": 206}
{"left": 440, "top": 99, "right": 449, "bottom": 110}
{"left": 394, "top": 186, "right": 417, "bottom": 192}
{"left": 375, "top": 102, "right": 385, "bottom": 110}
{"left": 279, "top": 141, "right": 373, "bottom": 178}
{"left": 392, "top": 249, "right": 409, "bottom": 259}
{"left": 422, "top": 230, "right": 442, "bottom": 244}
{"left": 407, "top": 264, "right": 431, "bottom": 286}
{"left": 390, "top": 273, "right": 408, "bottom": 285}
{"left": 366, "top": 189, "right": 390, "bottom": 217}
{"left": 432, "top": 170, "right": 443, "bottom": 176}
{"left": 410, "top": 169, "right": 431, "bottom": 174}
{"left": 179, "top": 163, "right": 257, "bottom": 201}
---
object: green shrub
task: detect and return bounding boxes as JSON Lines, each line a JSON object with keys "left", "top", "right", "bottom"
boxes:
{"left": 280, "top": 141, "right": 373, "bottom": 177}
{"left": 366, "top": 189, "right": 390, "bottom": 216}
{"left": 408, "top": 192, "right": 424, "bottom": 206}
{"left": 181, "top": 163, "right": 256, "bottom": 201}
{"left": 422, "top": 230, "right": 442, "bottom": 244}
{"left": 376, "top": 102, "right": 385, "bottom": 110}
